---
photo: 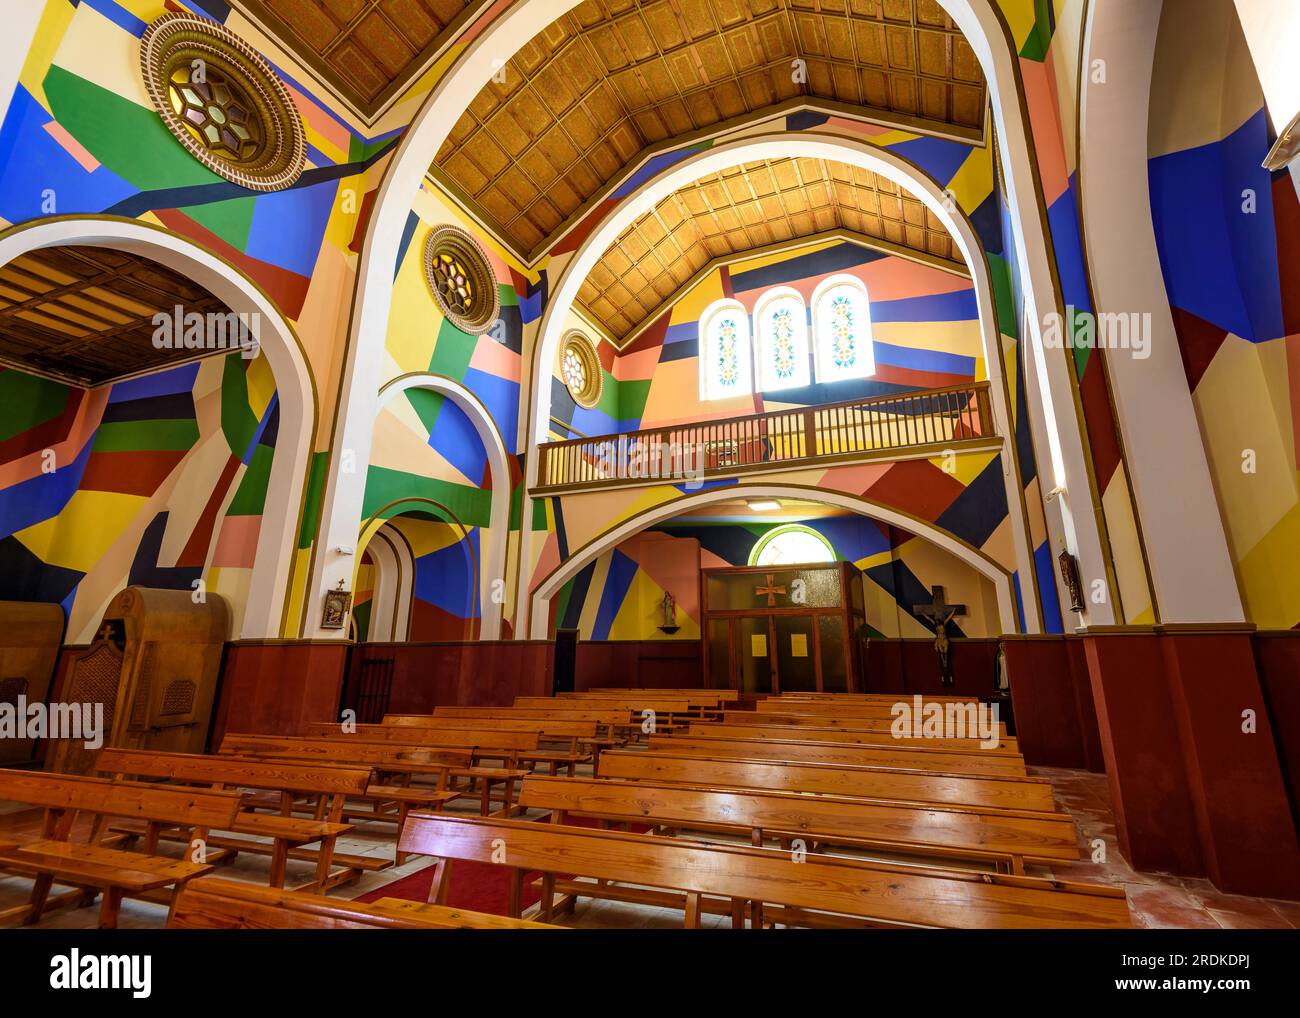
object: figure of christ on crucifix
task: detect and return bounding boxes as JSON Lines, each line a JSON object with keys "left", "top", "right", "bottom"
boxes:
{"left": 913, "top": 586, "right": 967, "bottom": 687}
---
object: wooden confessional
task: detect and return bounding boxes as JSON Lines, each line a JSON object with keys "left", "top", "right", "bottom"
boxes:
{"left": 701, "top": 562, "right": 868, "bottom": 693}
{"left": 46, "top": 587, "right": 229, "bottom": 775}
{"left": 0, "top": 601, "right": 65, "bottom": 765}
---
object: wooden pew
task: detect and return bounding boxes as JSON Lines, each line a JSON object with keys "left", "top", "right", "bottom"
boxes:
{"left": 722, "top": 710, "right": 1011, "bottom": 739}
{"left": 590, "top": 687, "right": 741, "bottom": 702}
{"left": 756, "top": 699, "right": 1000, "bottom": 723}
{"left": 516, "top": 774, "right": 1079, "bottom": 874}
{"left": 516, "top": 694, "right": 695, "bottom": 735}
{"left": 219, "top": 734, "right": 521, "bottom": 818}
{"left": 645, "top": 734, "right": 1028, "bottom": 777}
{"left": 399, "top": 812, "right": 1130, "bottom": 929}
{"left": 0, "top": 770, "right": 239, "bottom": 928}
{"left": 379, "top": 716, "right": 600, "bottom": 774}
{"left": 95, "top": 748, "right": 369, "bottom": 891}
{"left": 168, "top": 876, "right": 559, "bottom": 929}
{"left": 598, "top": 750, "right": 1057, "bottom": 812}
{"left": 433, "top": 706, "right": 630, "bottom": 745}
{"left": 778, "top": 692, "right": 978, "bottom": 704}
{"left": 686, "top": 721, "right": 1019, "bottom": 754}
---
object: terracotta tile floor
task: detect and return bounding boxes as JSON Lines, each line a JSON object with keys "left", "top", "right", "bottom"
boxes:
{"left": 1, "top": 764, "right": 1297, "bottom": 929}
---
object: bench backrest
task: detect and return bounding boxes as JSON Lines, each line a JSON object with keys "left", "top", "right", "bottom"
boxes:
{"left": 724, "top": 710, "right": 1012, "bottom": 738}
{"left": 590, "top": 688, "right": 740, "bottom": 701}
{"left": 645, "top": 734, "right": 1027, "bottom": 776}
{"left": 517, "top": 775, "right": 1079, "bottom": 865}
{"left": 435, "top": 706, "right": 631, "bottom": 725}
{"left": 96, "top": 748, "right": 370, "bottom": 796}
{"left": 685, "top": 722, "right": 1018, "bottom": 754}
{"left": 396, "top": 813, "right": 1128, "bottom": 929}
{"left": 778, "top": 692, "right": 978, "bottom": 704}
{"left": 303, "top": 723, "right": 538, "bottom": 752}
{"left": 756, "top": 699, "right": 991, "bottom": 720}
{"left": 516, "top": 695, "right": 691, "bottom": 713}
{"left": 220, "top": 734, "right": 464, "bottom": 766}
{"left": 167, "top": 877, "right": 558, "bottom": 929}
{"left": 0, "top": 769, "right": 241, "bottom": 831}
{"left": 383, "top": 716, "right": 598, "bottom": 738}
{"left": 597, "top": 750, "right": 1056, "bottom": 811}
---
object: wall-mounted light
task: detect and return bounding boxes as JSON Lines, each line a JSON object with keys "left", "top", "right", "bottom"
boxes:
{"left": 746, "top": 499, "right": 781, "bottom": 512}
{"left": 1044, "top": 485, "right": 1067, "bottom": 504}
{"left": 334, "top": 545, "right": 356, "bottom": 556}
{"left": 1264, "top": 108, "right": 1300, "bottom": 170}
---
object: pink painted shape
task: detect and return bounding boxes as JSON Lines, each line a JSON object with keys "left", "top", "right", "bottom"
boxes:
{"left": 43, "top": 121, "right": 99, "bottom": 172}
{"left": 529, "top": 531, "right": 561, "bottom": 592}
{"left": 817, "top": 461, "right": 895, "bottom": 498}
{"left": 211, "top": 513, "right": 262, "bottom": 569}
{"left": 0, "top": 387, "right": 108, "bottom": 489}
{"left": 612, "top": 346, "right": 661, "bottom": 382}
{"left": 469, "top": 332, "right": 522, "bottom": 381}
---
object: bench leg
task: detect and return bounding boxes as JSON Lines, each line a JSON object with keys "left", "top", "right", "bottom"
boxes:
{"left": 24, "top": 873, "right": 54, "bottom": 925}
{"left": 98, "top": 887, "right": 123, "bottom": 929}
{"left": 394, "top": 805, "right": 412, "bottom": 867}
{"left": 540, "top": 873, "right": 556, "bottom": 922}
{"left": 270, "top": 839, "right": 289, "bottom": 888}
{"left": 684, "top": 891, "right": 702, "bottom": 929}
{"left": 425, "top": 859, "right": 450, "bottom": 906}
{"left": 731, "top": 899, "right": 746, "bottom": 929}
{"left": 507, "top": 869, "right": 522, "bottom": 919}
{"left": 479, "top": 779, "right": 491, "bottom": 816}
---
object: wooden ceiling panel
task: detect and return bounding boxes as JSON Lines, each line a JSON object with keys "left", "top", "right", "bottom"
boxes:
{"left": 576, "top": 156, "right": 960, "bottom": 344}
{"left": 228, "top": 0, "right": 473, "bottom": 117}
{"left": 0, "top": 247, "right": 233, "bottom": 387}
{"left": 435, "top": 0, "right": 986, "bottom": 261}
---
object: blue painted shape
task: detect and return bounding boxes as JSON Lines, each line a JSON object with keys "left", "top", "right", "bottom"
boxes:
{"left": 887, "top": 136, "right": 972, "bottom": 188}
{"left": 868, "top": 289, "right": 978, "bottom": 323}
{"left": 1034, "top": 539, "right": 1064, "bottom": 634}
{"left": 0, "top": 434, "right": 94, "bottom": 540}
{"left": 107, "top": 362, "right": 201, "bottom": 403}
{"left": 872, "top": 340, "right": 976, "bottom": 376}
{"left": 82, "top": 0, "right": 148, "bottom": 36}
{"left": 811, "top": 516, "right": 891, "bottom": 561}
{"left": 613, "top": 145, "right": 710, "bottom": 199}
{"left": 1046, "top": 177, "right": 1091, "bottom": 314}
{"left": 394, "top": 210, "right": 420, "bottom": 278}
{"left": 934, "top": 455, "right": 1008, "bottom": 547}
{"left": 461, "top": 367, "right": 520, "bottom": 455}
{"left": 428, "top": 398, "right": 488, "bottom": 484}
{"left": 730, "top": 243, "right": 885, "bottom": 293}
{"left": 413, "top": 528, "right": 480, "bottom": 618}
{"left": 591, "top": 549, "right": 639, "bottom": 640}
{"left": 245, "top": 180, "right": 337, "bottom": 278}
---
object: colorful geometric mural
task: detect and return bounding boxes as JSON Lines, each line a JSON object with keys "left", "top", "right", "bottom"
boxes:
{"left": 0, "top": 352, "right": 277, "bottom": 641}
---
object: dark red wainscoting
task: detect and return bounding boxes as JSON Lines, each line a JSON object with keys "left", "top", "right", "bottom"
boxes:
{"left": 573, "top": 640, "right": 703, "bottom": 691}
{"left": 212, "top": 640, "right": 350, "bottom": 745}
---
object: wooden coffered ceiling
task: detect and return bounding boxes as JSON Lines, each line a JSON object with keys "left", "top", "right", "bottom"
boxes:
{"left": 0, "top": 247, "right": 229, "bottom": 387}
{"left": 228, "top": 0, "right": 477, "bottom": 119}
{"left": 577, "top": 156, "right": 962, "bottom": 343}
{"left": 433, "top": 0, "right": 986, "bottom": 260}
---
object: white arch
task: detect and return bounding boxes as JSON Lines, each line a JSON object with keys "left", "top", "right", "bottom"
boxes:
{"left": 373, "top": 372, "right": 510, "bottom": 639}
{"left": 528, "top": 483, "right": 1019, "bottom": 637}
{"left": 362, "top": 523, "right": 414, "bottom": 642}
{"left": 311, "top": 0, "right": 1104, "bottom": 638}
{"left": 810, "top": 273, "right": 875, "bottom": 383}
{"left": 697, "top": 297, "right": 752, "bottom": 401}
{"left": 0, "top": 215, "right": 315, "bottom": 639}
{"left": 518, "top": 131, "right": 1042, "bottom": 637}
{"left": 751, "top": 285, "right": 811, "bottom": 392}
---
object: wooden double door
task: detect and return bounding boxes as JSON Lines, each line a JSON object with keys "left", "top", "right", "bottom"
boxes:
{"left": 702, "top": 562, "right": 866, "bottom": 694}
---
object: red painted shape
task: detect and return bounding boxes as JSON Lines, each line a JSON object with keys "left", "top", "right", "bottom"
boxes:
{"left": 1078, "top": 355, "right": 1120, "bottom": 488}
{"left": 176, "top": 455, "right": 241, "bottom": 568}
{"left": 1273, "top": 175, "right": 1300, "bottom": 336}
{"left": 0, "top": 387, "right": 86, "bottom": 462}
{"left": 862, "top": 459, "right": 965, "bottom": 523}
{"left": 151, "top": 208, "right": 312, "bottom": 320}
{"left": 1170, "top": 305, "right": 1229, "bottom": 392}
{"left": 349, "top": 188, "right": 378, "bottom": 255}
{"left": 78, "top": 449, "right": 185, "bottom": 495}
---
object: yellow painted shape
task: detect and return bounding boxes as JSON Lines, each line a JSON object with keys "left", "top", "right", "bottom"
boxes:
{"left": 671, "top": 269, "right": 726, "bottom": 324}
{"left": 943, "top": 144, "right": 994, "bottom": 217}
{"left": 19, "top": 0, "right": 75, "bottom": 112}
{"left": 927, "top": 448, "right": 997, "bottom": 486}
{"left": 1236, "top": 487, "right": 1300, "bottom": 627}
{"left": 244, "top": 352, "right": 276, "bottom": 420}
{"left": 1099, "top": 466, "right": 1153, "bottom": 624}
{"left": 53, "top": 1, "right": 152, "bottom": 110}
{"left": 995, "top": 0, "right": 1041, "bottom": 50}
{"left": 730, "top": 239, "right": 841, "bottom": 276}
{"left": 15, "top": 490, "right": 147, "bottom": 570}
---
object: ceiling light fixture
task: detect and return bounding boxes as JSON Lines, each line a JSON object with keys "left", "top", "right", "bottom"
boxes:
{"left": 746, "top": 499, "right": 781, "bottom": 512}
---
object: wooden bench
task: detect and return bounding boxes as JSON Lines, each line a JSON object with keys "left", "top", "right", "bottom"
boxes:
{"left": 516, "top": 774, "right": 1077, "bottom": 874}
{"left": 167, "top": 876, "right": 559, "bottom": 929}
{"left": 398, "top": 812, "right": 1130, "bottom": 929}
{"left": 723, "top": 710, "right": 1012, "bottom": 738}
{"left": 0, "top": 770, "right": 240, "bottom": 928}
{"left": 777, "top": 692, "right": 979, "bottom": 703}
{"left": 95, "top": 748, "right": 372, "bottom": 892}
{"left": 645, "top": 734, "right": 1028, "bottom": 777}
{"left": 755, "top": 699, "right": 998, "bottom": 722}
{"left": 598, "top": 750, "right": 1057, "bottom": 812}
{"left": 686, "top": 721, "right": 1019, "bottom": 754}
{"left": 590, "top": 687, "right": 740, "bottom": 703}
{"left": 379, "top": 716, "right": 599, "bottom": 774}
{"left": 220, "top": 734, "right": 520, "bottom": 820}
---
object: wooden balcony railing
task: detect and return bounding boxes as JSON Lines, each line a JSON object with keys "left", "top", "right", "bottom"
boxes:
{"left": 535, "top": 382, "right": 996, "bottom": 494}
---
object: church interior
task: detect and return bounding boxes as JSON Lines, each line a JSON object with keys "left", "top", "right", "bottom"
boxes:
{"left": 1, "top": 0, "right": 1299, "bottom": 939}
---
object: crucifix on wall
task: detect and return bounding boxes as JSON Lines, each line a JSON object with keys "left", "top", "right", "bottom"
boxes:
{"left": 913, "top": 586, "right": 967, "bottom": 687}
{"left": 754, "top": 574, "right": 787, "bottom": 607}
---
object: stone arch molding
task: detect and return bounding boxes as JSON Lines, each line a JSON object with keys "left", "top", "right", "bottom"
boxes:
{"left": 0, "top": 215, "right": 316, "bottom": 639}
{"left": 372, "top": 372, "right": 511, "bottom": 639}
{"left": 528, "top": 483, "right": 1020, "bottom": 639}
{"left": 360, "top": 523, "right": 415, "bottom": 642}
{"left": 311, "top": 0, "right": 1097, "bottom": 638}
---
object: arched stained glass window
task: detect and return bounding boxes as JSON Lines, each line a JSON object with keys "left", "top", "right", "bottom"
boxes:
{"left": 813, "top": 275, "right": 874, "bottom": 383}
{"left": 699, "top": 299, "right": 753, "bottom": 401}
{"left": 753, "top": 287, "right": 811, "bottom": 392}
{"left": 748, "top": 524, "right": 837, "bottom": 566}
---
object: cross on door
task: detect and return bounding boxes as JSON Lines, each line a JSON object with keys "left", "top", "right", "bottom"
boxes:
{"left": 913, "top": 585, "right": 967, "bottom": 630}
{"left": 754, "top": 573, "right": 787, "bottom": 607}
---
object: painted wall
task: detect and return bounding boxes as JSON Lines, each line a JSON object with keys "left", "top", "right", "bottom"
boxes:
{"left": 555, "top": 511, "right": 1001, "bottom": 641}
{"left": 0, "top": 353, "right": 276, "bottom": 640}
{"left": 559, "top": 241, "right": 986, "bottom": 439}
{"left": 1148, "top": 0, "right": 1300, "bottom": 628}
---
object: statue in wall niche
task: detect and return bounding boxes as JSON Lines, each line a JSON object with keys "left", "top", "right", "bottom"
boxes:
{"left": 658, "top": 592, "right": 679, "bottom": 635}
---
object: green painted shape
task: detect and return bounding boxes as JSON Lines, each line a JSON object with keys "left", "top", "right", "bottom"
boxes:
{"left": 532, "top": 496, "right": 549, "bottom": 531}
{"left": 594, "top": 369, "right": 620, "bottom": 417}
{"left": 0, "top": 371, "right": 69, "bottom": 442}
{"left": 497, "top": 282, "right": 518, "bottom": 308}
{"left": 297, "top": 450, "right": 330, "bottom": 548}
{"left": 351, "top": 598, "right": 372, "bottom": 641}
{"left": 362, "top": 466, "right": 493, "bottom": 528}
{"left": 226, "top": 442, "right": 274, "bottom": 516}
{"left": 220, "top": 357, "right": 258, "bottom": 459}
{"left": 1018, "top": 0, "right": 1054, "bottom": 61}
{"left": 617, "top": 378, "right": 652, "bottom": 424}
{"left": 92, "top": 419, "right": 199, "bottom": 453}
{"left": 427, "top": 317, "right": 477, "bottom": 381}
{"left": 43, "top": 65, "right": 222, "bottom": 191}
{"left": 988, "top": 254, "right": 1019, "bottom": 341}
{"left": 406, "top": 387, "right": 444, "bottom": 434}
{"left": 350, "top": 134, "right": 398, "bottom": 164}
{"left": 553, "top": 578, "right": 573, "bottom": 626}
{"left": 180, "top": 195, "right": 256, "bottom": 251}
{"left": 1069, "top": 306, "right": 1092, "bottom": 377}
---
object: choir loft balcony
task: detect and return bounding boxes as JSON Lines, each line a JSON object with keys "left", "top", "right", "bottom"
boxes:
{"left": 534, "top": 382, "right": 998, "bottom": 495}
